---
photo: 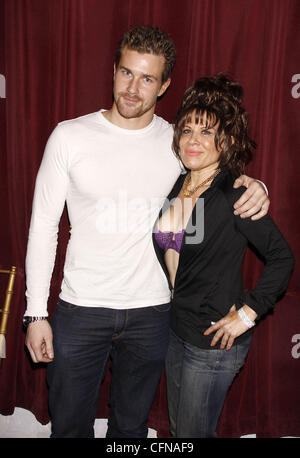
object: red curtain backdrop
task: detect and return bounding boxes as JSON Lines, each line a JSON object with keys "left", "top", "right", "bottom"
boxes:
{"left": 0, "top": 0, "right": 299, "bottom": 438}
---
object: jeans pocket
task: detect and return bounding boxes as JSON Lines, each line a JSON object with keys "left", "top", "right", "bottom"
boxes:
{"left": 50, "top": 299, "right": 78, "bottom": 330}
{"left": 57, "top": 298, "right": 79, "bottom": 311}
{"left": 152, "top": 302, "right": 171, "bottom": 313}
{"left": 234, "top": 336, "right": 252, "bottom": 373}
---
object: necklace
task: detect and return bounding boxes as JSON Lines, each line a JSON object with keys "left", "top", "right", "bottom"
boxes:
{"left": 183, "top": 168, "right": 221, "bottom": 197}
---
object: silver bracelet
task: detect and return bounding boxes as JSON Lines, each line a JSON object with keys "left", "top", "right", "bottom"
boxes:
{"left": 23, "top": 316, "right": 48, "bottom": 328}
{"left": 238, "top": 307, "right": 255, "bottom": 329}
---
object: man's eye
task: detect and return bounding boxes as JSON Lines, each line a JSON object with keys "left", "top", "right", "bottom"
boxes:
{"left": 144, "top": 77, "right": 152, "bottom": 83}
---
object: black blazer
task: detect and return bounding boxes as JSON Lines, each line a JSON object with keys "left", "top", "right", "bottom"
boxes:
{"left": 153, "top": 167, "right": 294, "bottom": 349}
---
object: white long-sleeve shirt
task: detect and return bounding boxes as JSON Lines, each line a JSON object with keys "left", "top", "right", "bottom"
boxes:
{"left": 25, "top": 110, "right": 182, "bottom": 316}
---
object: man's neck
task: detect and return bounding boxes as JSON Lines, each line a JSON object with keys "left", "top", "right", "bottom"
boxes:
{"left": 103, "top": 105, "right": 155, "bottom": 130}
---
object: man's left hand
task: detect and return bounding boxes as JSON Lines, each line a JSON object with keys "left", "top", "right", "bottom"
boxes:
{"left": 233, "top": 175, "right": 269, "bottom": 220}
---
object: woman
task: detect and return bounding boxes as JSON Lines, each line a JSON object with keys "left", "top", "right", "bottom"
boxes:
{"left": 153, "top": 74, "right": 294, "bottom": 438}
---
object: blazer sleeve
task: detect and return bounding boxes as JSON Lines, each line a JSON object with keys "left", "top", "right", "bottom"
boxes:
{"left": 227, "top": 187, "right": 295, "bottom": 319}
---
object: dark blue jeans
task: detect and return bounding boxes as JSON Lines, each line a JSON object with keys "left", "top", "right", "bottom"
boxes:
{"left": 166, "top": 329, "right": 251, "bottom": 438}
{"left": 47, "top": 299, "right": 170, "bottom": 438}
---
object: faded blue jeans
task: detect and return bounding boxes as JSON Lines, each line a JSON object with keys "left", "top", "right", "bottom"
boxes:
{"left": 166, "top": 329, "right": 251, "bottom": 438}
{"left": 47, "top": 299, "right": 171, "bottom": 438}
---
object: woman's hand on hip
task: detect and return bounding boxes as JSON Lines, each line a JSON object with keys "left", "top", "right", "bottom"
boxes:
{"left": 203, "top": 305, "right": 257, "bottom": 351}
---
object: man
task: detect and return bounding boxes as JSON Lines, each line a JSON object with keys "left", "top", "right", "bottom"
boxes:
{"left": 24, "top": 26, "right": 269, "bottom": 438}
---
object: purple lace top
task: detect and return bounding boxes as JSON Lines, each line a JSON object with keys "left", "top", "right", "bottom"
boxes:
{"left": 154, "top": 229, "right": 185, "bottom": 254}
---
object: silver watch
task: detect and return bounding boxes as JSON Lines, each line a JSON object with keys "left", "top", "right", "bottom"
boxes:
{"left": 23, "top": 316, "right": 48, "bottom": 328}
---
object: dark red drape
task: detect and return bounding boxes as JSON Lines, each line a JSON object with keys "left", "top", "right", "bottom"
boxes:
{"left": 0, "top": 0, "right": 299, "bottom": 438}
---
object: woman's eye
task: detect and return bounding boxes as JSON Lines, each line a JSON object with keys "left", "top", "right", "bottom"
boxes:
{"left": 182, "top": 128, "right": 191, "bottom": 134}
{"left": 202, "top": 129, "right": 212, "bottom": 135}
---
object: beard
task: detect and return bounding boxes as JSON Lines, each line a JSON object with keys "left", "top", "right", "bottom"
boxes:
{"left": 114, "top": 92, "right": 155, "bottom": 120}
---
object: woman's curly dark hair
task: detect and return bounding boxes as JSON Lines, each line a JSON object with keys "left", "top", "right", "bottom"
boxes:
{"left": 172, "top": 74, "right": 256, "bottom": 177}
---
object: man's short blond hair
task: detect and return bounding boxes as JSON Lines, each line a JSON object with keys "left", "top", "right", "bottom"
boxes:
{"left": 115, "top": 25, "right": 176, "bottom": 85}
